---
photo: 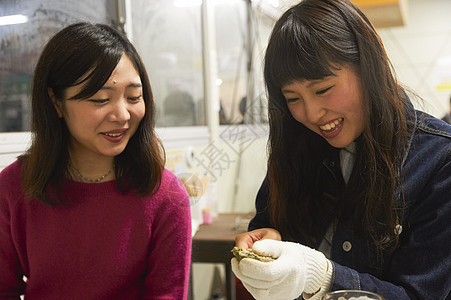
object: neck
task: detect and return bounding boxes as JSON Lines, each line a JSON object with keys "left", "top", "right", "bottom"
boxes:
{"left": 68, "top": 153, "right": 115, "bottom": 183}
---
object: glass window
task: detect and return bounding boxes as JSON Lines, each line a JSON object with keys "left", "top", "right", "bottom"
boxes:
{"left": 248, "top": 8, "right": 275, "bottom": 125}
{"left": 131, "top": 1, "right": 204, "bottom": 127}
{"left": 214, "top": 0, "right": 274, "bottom": 126}
{"left": 0, "top": 0, "right": 117, "bottom": 132}
{"left": 213, "top": 0, "right": 248, "bottom": 125}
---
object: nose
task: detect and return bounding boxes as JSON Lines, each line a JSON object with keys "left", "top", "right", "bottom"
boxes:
{"left": 303, "top": 98, "right": 326, "bottom": 124}
{"left": 109, "top": 99, "right": 131, "bottom": 122}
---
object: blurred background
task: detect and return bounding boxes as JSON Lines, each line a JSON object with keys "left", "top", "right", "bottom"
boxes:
{"left": 1, "top": 0, "right": 450, "bottom": 299}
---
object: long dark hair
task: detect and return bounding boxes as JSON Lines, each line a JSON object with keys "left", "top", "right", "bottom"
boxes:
{"left": 264, "top": 0, "right": 408, "bottom": 249}
{"left": 19, "top": 22, "right": 165, "bottom": 205}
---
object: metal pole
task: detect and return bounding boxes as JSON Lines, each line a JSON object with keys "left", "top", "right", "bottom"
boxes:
{"left": 245, "top": 0, "right": 255, "bottom": 124}
{"left": 201, "top": 0, "right": 220, "bottom": 144}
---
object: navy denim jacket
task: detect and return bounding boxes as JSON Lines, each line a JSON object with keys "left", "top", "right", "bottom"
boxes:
{"left": 249, "top": 110, "right": 451, "bottom": 299}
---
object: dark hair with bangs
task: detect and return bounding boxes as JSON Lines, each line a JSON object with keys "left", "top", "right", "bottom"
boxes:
{"left": 19, "top": 22, "right": 165, "bottom": 205}
{"left": 264, "top": 0, "right": 408, "bottom": 250}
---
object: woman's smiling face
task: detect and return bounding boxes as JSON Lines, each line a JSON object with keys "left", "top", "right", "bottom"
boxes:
{"left": 281, "top": 65, "right": 364, "bottom": 149}
{"left": 54, "top": 54, "right": 145, "bottom": 163}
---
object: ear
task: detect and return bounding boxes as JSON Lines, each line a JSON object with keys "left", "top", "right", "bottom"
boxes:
{"left": 48, "top": 87, "right": 63, "bottom": 118}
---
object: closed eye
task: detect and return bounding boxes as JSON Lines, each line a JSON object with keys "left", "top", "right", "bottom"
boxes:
{"left": 316, "top": 86, "right": 334, "bottom": 95}
{"left": 89, "top": 99, "right": 109, "bottom": 104}
{"left": 128, "top": 95, "right": 142, "bottom": 101}
{"left": 286, "top": 97, "right": 300, "bottom": 103}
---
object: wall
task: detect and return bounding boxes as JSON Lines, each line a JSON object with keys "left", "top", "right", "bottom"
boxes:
{"left": 377, "top": 0, "right": 451, "bottom": 118}
{"left": 180, "top": 130, "right": 268, "bottom": 300}
{"left": 163, "top": 124, "right": 268, "bottom": 218}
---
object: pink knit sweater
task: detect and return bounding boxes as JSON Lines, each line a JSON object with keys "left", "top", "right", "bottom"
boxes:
{"left": 0, "top": 161, "right": 192, "bottom": 299}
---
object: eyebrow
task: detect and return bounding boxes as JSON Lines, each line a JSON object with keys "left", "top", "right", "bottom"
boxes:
{"left": 306, "top": 79, "right": 325, "bottom": 88}
{"left": 100, "top": 83, "right": 143, "bottom": 90}
{"left": 281, "top": 88, "right": 296, "bottom": 94}
{"left": 281, "top": 78, "right": 328, "bottom": 93}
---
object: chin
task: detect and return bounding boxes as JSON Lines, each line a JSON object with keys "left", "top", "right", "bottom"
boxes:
{"left": 327, "top": 139, "right": 353, "bottom": 149}
{"left": 102, "top": 147, "right": 127, "bottom": 157}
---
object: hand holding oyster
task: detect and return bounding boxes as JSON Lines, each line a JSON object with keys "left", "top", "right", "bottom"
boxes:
{"left": 231, "top": 246, "right": 275, "bottom": 262}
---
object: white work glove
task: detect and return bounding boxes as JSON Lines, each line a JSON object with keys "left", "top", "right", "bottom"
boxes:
{"left": 231, "top": 239, "right": 330, "bottom": 300}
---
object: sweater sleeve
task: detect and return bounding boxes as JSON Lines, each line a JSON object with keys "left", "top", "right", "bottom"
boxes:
{"left": 0, "top": 162, "right": 25, "bottom": 299}
{"left": 142, "top": 170, "right": 192, "bottom": 299}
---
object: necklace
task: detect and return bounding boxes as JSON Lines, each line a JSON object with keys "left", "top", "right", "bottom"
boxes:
{"left": 70, "top": 165, "right": 114, "bottom": 183}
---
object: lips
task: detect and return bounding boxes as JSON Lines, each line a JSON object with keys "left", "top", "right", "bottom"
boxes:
{"left": 318, "top": 118, "right": 344, "bottom": 138}
{"left": 101, "top": 129, "right": 127, "bottom": 143}
{"left": 102, "top": 129, "right": 127, "bottom": 137}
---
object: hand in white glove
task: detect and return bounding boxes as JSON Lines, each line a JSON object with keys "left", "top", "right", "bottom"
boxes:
{"left": 231, "top": 239, "right": 329, "bottom": 300}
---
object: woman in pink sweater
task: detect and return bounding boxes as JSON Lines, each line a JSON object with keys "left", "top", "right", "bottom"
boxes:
{"left": 0, "top": 23, "right": 192, "bottom": 299}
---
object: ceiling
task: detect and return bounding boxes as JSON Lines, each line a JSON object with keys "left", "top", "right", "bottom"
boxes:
{"left": 260, "top": 0, "right": 409, "bottom": 28}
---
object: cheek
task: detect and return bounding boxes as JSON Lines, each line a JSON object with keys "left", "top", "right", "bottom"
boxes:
{"left": 342, "top": 95, "right": 365, "bottom": 135}
{"left": 139, "top": 103, "right": 146, "bottom": 120}
{"left": 288, "top": 105, "right": 306, "bottom": 124}
{"left": 346, "top": 94, "right": 364, "bottom": 119}
{"left": 63, "top": 106, "right": 88, "bottom": 128}
{"left": 132, "top": 102, "right": 146, "bottom": 124}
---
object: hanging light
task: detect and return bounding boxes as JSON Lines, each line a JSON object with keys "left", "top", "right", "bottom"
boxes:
{"left": 0, "top": 14, "right": 28, "bottom": 26}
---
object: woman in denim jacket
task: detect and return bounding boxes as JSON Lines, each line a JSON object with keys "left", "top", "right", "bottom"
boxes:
{"left": 231, "top": 0, "right": 451, "bottom": 299}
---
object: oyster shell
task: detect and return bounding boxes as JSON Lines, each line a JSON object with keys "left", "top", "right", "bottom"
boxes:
{"left": 231, "top": 246, "right": 275, "bottom": 262}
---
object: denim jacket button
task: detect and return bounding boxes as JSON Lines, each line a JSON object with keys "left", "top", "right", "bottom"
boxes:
{"left": 342, "top": 241, "right": 352, "bottom": 252}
